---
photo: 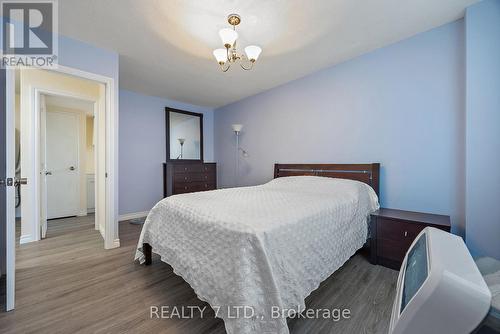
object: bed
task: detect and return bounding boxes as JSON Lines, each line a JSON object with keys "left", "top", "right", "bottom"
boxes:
{"left": 135, "top": 163, "right": 380, "bottom": 334}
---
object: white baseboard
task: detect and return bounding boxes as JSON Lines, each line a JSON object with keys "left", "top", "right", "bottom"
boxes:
{"left": 104, "top": 238, "right": 120, "bottom": 250}
{"left": 119, "top": 211, "right": 149, "bottom": 222}
{"left": 20, "top": 234, "right": 34, "bottom": 244}
{"left": 76, "top": 209, "right": 88, "bottom": 217}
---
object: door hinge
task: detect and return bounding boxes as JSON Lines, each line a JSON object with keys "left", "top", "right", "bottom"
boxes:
{"left": 105, "top": 172, "right": 108, "bottom": 178}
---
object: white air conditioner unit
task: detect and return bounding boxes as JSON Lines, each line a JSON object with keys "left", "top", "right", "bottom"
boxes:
{"left": 389, "top": 227, "right": 491, "bottom": 334}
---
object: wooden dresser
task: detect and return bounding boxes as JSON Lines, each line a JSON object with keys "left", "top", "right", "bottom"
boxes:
{"left": 163, "top": 162, "right": 217, "bottom": 197}
{"left": 370, "top": 208, "right": 451, "bottom": 270}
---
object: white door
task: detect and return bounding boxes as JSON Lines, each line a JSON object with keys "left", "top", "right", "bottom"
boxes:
{"left": 45, "top": 110, "right": 80, "bottom": 219}
{"left": 3, "top": 69, "right": 17, "bottom": 310}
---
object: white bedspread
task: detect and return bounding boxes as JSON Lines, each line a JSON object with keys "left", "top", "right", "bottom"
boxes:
{"left": 135, "top": 176, "right": 379, "bottom": 334}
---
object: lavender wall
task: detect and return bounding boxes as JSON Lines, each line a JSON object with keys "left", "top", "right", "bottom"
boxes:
{"left": 465, "top": 0, "right": 500, "bottom": 259}
{"left": 119, "top": 90, "right": 214, "bottom": 215}
{"left": 215, "top": 21, "right": 466, "bottom": 234}
{"left": 59, "top": 36, "right": 119, "bottom": 80}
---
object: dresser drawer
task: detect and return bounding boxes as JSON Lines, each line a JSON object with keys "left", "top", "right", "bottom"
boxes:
{"left": 377, "top": 218, "right": 423, "bottom": 243}
{"left": 174, "top": 182, "right": 216, "bottom": 194}
{"left": 377, "top": 238, "right": 411, "bottom": 263}
{"left": 174, "top": 173, "right": 204, "bottom": 183}
{"left": 200, "top": 172, "right": 215, "bottom": 182}
{"left": 173, "top": 172, "right": 215, "bottom": 183}
{"left": 173, "top": 164, "right": 203, "bottom": 174}
{"left": 201, "top": 164, "right": 216, "bottom": 173}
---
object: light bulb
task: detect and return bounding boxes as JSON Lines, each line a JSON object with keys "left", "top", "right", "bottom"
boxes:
{"left": 244, "top": 45, "right": 262, "bottom": 62}
{"left": 232, "top": 124, "right": 243, "bottom": 132}
{"left": 213, "top": 49, "right": 227, "bottom": 64}
{"left": 219, "top": 28, "right": 238, "bottom": 48}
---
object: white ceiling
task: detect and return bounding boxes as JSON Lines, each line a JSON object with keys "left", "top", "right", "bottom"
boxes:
{"left": 58, "top": 0, "right": 478, "bottom": 108}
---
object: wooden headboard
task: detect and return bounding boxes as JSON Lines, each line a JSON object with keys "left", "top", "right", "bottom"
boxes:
{"left": 274, "top": 163, "right": 380, "bottom": 195}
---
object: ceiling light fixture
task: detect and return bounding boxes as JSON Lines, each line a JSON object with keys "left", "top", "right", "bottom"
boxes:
{"left": 213, "top": 14, "right": 262, "bottom": 72}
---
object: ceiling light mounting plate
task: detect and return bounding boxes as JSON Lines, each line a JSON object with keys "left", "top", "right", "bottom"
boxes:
{"left": 227, "top": 14, "right": 241, "bottom": 26}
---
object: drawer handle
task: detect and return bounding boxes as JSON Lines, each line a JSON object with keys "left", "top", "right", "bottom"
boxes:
{"left": 184, "top": 167, "right": 188, "bottom": 171}
{"left": 404, "top": 231, "right": 408, "bottom": 237}
{"left": 184, "top": 176, "right": 188, "bottom": 180}
{"left": 205, "top": 184, "right": 208, "bottom": 188}
{"left": 184, "top": 186, "right": 188, "bottom": 190}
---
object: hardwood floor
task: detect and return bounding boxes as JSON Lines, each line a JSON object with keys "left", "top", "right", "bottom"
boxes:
{"left": 0, "top": 215, "right": 398, "bottom": 334}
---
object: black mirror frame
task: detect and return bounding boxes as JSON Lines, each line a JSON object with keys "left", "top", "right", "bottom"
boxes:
{"left": 165, "top": 107, "right": 204, "bottom": 162}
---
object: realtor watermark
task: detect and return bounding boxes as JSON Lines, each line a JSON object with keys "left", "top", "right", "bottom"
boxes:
{"left": 150, "top": 305, "right": 351, "bottom": 322}
{"left": 1, "top": 0, "right": 58, "bottom": 68}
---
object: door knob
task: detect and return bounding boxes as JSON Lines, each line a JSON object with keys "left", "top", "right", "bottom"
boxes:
{"left": 45, "top": 171, "right": 52, "bottom": 175}
{"left": 69, "top": 166, "right": 75, "bottom": 171}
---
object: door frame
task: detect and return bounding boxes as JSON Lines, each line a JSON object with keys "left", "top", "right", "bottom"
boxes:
{"left": 25, "top": 66, "right": 118, "bottom": 248}
{"left": 5, "top": 65, "right": 118, "bottom": 311}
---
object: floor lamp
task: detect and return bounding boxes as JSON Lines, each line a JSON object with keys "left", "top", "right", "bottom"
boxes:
{"left": 232, "top": 124, "right": 243, "bottom": 186}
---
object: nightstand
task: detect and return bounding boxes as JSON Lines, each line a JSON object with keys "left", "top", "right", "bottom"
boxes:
{"left": 370, "top": 208, "right": 451, "bottom": 270}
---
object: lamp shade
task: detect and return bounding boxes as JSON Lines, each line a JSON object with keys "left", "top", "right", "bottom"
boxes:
{"left": 244, "top": 45, "right": 262, "bottom": 61}
{"left": 213, "top": 49, "right": 227, "bottom": 64}
{"left": 232, "top": 124, "right": 243, "bottom": 132}
{"left": 219, "top": 28, "right": 238, "bottom": 47}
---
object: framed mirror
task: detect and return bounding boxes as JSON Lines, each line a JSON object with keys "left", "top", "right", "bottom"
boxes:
{"left": 165, "top": 107, "right": 203, "bottom": 161}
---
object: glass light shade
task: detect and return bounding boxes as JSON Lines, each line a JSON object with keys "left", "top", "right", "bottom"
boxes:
{"left": 219, "top": 28, "right": 238, "bottom": 47}
{"left": 213, "top": 48, "right": 227, "bottom": 64}
{"left": 245, "top": 45, "right": 262, "bottom": 61}
{"left": 232, "top": 124, "right": 243, "bottom": 132}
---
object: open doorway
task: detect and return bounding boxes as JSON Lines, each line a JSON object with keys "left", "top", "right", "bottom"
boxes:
{"left": 14, "top": 68, "right": 111, "bottom": 244}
